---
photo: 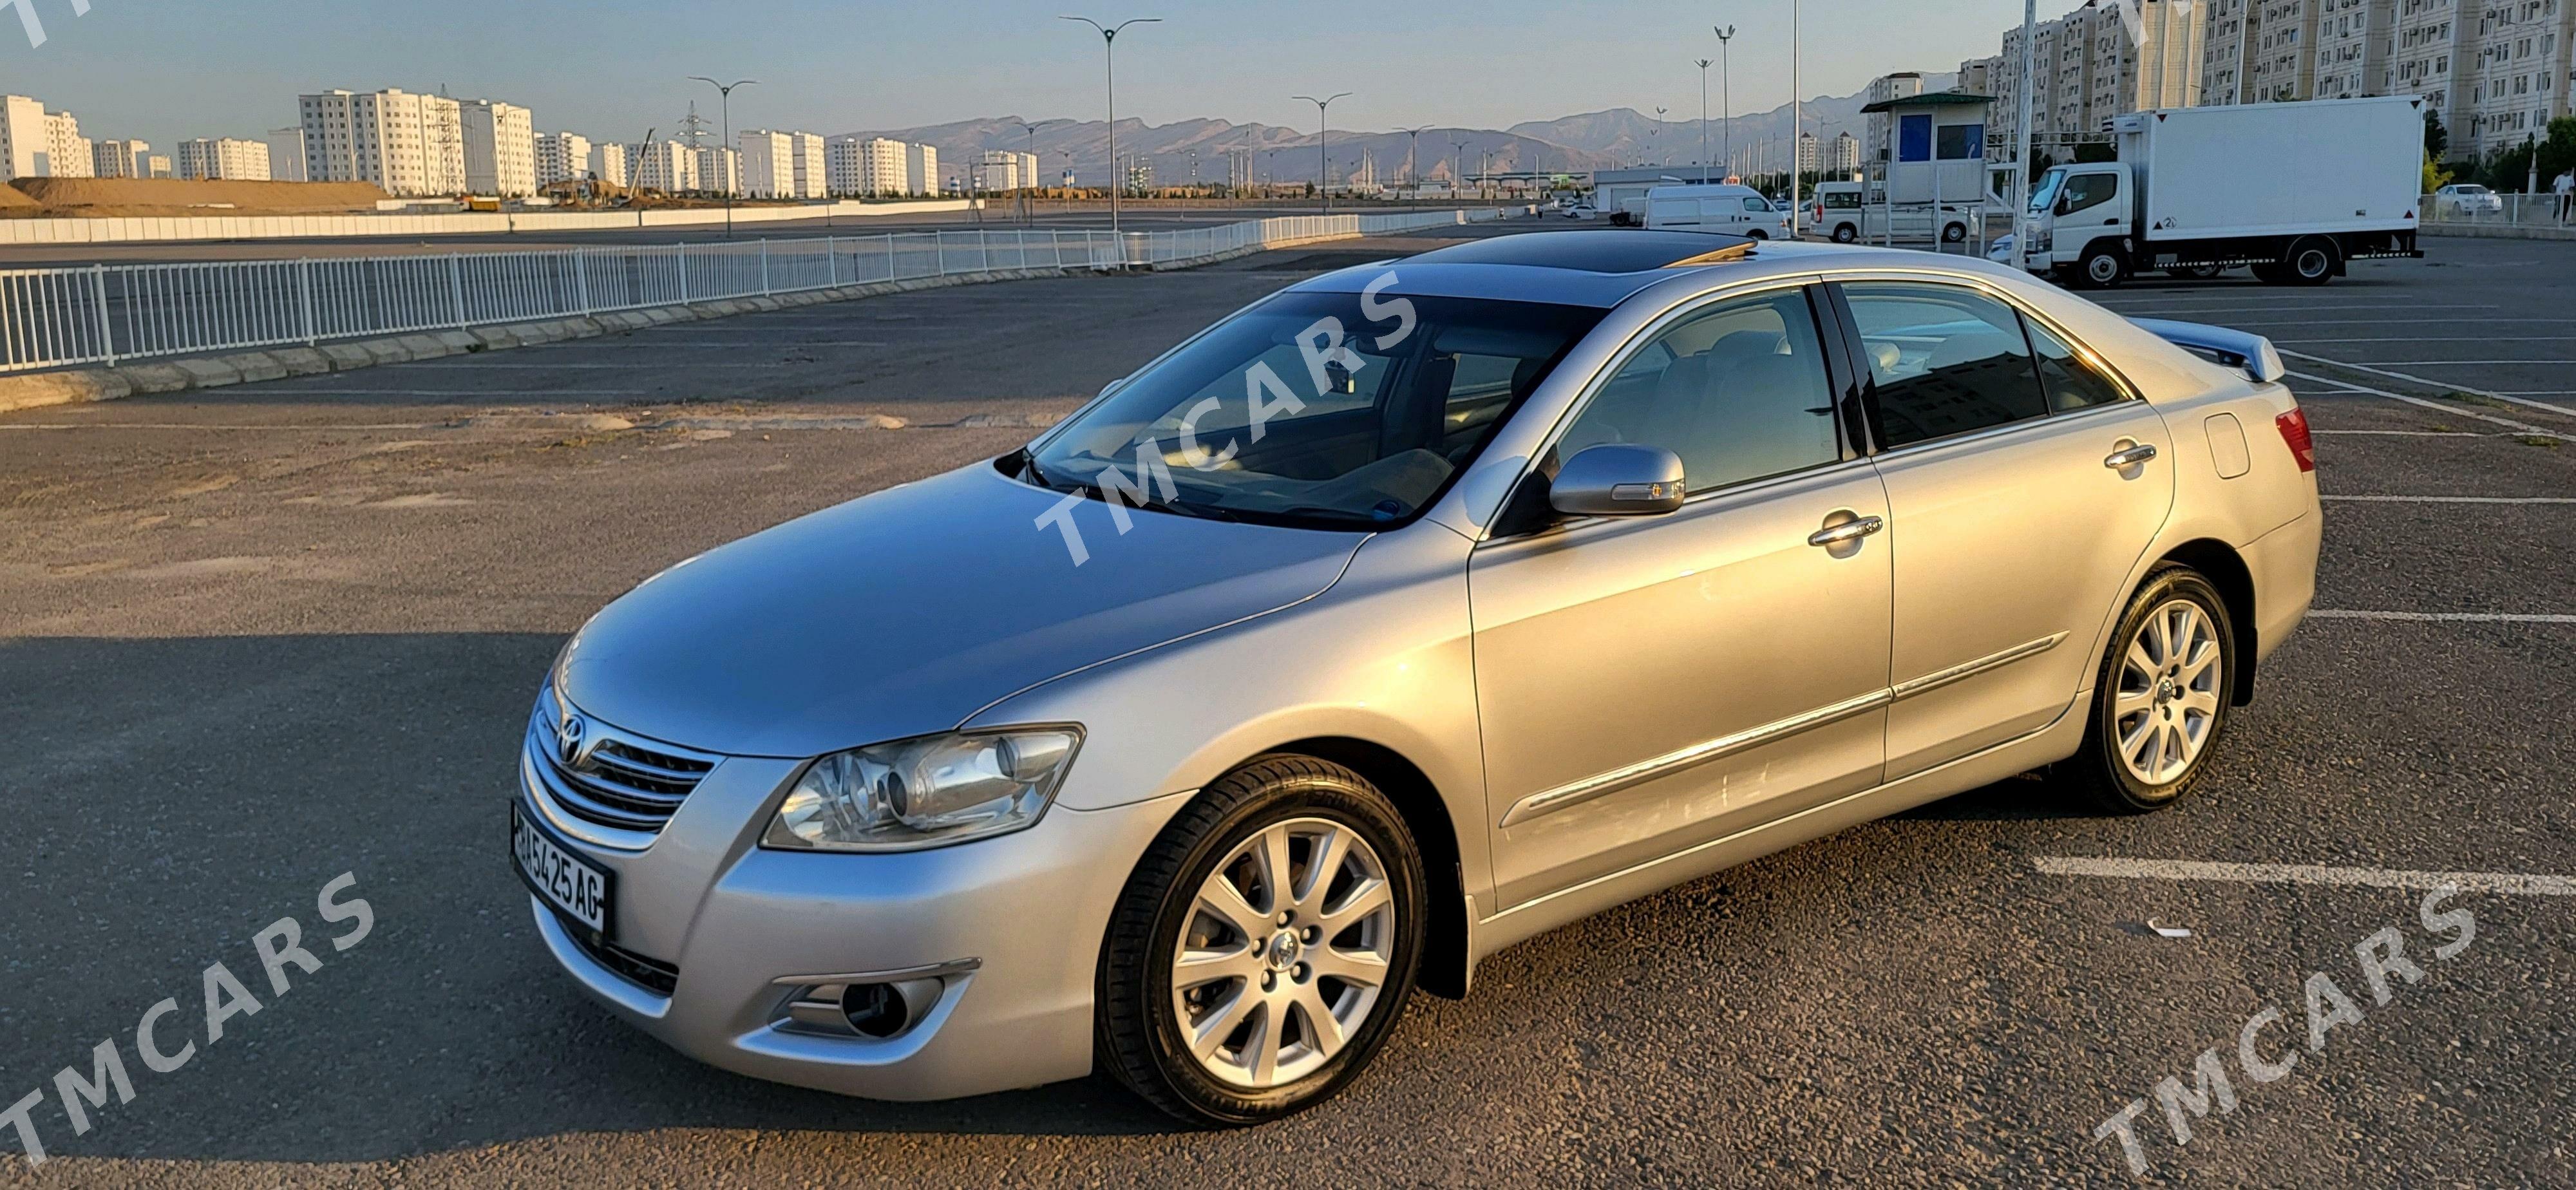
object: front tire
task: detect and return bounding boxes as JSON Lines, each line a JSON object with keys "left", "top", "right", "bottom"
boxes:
{"left": 1942, "top": 222, "right": 1967, "bottom": 243}
{"left": 2077, "top": 243, "right": 2128, "bottom": 288}
{"left": 2059, "top": 567, "right": 2237, "bottom": 814}
{"left": 1831, "top": 223, "right": 1859, "bottom": 243}
{"left": 2286, "top": 237, "right": 2338, "bottom": 286}
{"left": 1097, "top": 755, "right": 1427, "bottom": 1126}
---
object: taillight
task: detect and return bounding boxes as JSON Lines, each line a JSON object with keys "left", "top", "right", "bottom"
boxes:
{"left": 2276, "top": 407, "right": 2317, "bottom": 473}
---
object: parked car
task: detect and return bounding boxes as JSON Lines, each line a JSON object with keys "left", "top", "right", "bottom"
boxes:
{"left": 1643, "top": 182, "right": 1792, "bottom": 238}
{"left": 516, "top": 231, "right": 2321, "bottom": 1127}
{"left": 2433, "top": 183, "right": 2504, "bottom": 216}
{"left": 1562, "top": 202, "right": 1601, "bottom": 220}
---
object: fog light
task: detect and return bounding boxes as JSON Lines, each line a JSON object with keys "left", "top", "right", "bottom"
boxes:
{"left": 842, "top": 982, "right": 909, "bottom": 1038}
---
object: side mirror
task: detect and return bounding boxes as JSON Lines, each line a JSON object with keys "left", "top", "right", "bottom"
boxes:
{"left": 1549, "top": 444, "right": 1687, "bottom": 518}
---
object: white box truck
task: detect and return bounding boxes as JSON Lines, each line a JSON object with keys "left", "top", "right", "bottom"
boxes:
{"left": 2021, "top": 95, "right": 2425, "bottom": 288}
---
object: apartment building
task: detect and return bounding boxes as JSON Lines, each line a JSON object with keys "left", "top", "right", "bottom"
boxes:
{"left": 2192, "top": 0, "right": 2569, "bottom": 158}
{"left": 1978, "top": 0, "right": 2201, "bottom": 161}
{"left": 175, "top": 138, "right": 273, "bottom": 180}
{"left": 266, "top": 127, "right": 308, "bottom": 181}
{"left": 589, "top": 141, "right": 629, "bottom": 188}
{"left": 460, "top": 100, "right": 536, "bottom": 197}
{"left": 41, "top": 109, "right": 93, "bottom": 178}
{"left": 92, "top": 138, "right": 150, "bottom": 178}
{"left": 1832, "top": 130, "right": 1864, "bottom": 173}
{"left": 1864, "top": 72, "right": 1928, "bottom": 165}
{"left": 629, "top": 140, "right": 695, "bottom": 192}
{"left": 788, "top": 131, "right": 828, "bottom": 198}
{"left": 909, "top": 143, "right": 939, "bottom": 196}
{"left": 535, "top": 131, "right": 591, "bottom": 187}
{"left": 299, "top": 90, "right": 466, "bottom": 197}
{"left": 739, "top": 129, "right": 796, "bottom": 198}
{"left": 972, "top": 149, "right": 1043, "bottom": 191}
{"left": 694, "top": 145, "right": 741, "bottom": 196}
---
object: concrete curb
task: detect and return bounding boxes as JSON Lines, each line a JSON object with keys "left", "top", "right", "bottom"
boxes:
{"left": 0, "top": 263, "right": 1117, "bottom": 415}
{"left": 2422, "top": 222, "right": 2576, "bottom": 241}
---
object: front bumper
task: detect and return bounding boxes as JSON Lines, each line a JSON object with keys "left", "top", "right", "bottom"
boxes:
{"left": 519, "top": 742, "right": 1192, "bottom": 1101}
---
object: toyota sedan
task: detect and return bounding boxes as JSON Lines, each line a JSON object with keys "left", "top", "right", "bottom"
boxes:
{"left": 514, "top": 230, "right": 2320, "bottom": 1126}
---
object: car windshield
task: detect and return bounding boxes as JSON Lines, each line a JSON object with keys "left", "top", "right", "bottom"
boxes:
{"left": 1030, "top": 291, "right": 1604, "bottom": 529}
{"left": 2454, "top": 185, "right": 2489, "bottom": 194}
{"left": 2028, "top": 167, "right": 2067, "bottom": 212}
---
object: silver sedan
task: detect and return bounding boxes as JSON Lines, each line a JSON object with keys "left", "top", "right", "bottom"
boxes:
{"left": 513, "top": 231, "right": 2321, "bottom": 1126}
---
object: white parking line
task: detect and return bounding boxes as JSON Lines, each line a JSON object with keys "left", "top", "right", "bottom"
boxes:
{"left": 404, "top": 362, "right": 799, "bottom": 370}
{"left": 2105, "top": 305, "right": 2502, "bottom": 317}
{"left": 2279, "top": 337, "right": 2576, "bottom": 345}
{"left": 2284, "top": 372, "right": 2576, "bottom": 439}
{"left": 2307, "top": 610, "right": 2576, "bottom": 623}
{"left": 2280, "top": 351, "right": 2576, "bottom": 420}
{"left": 2310, "top": 430, "right": 2485, "bottom": 437}
{"left": 2033, "top": 856, "right": 2576, "bottom": 896}
{"left": 2320, "top": 495, "right": 2576, "bottom": 504}
{"left": 2320, "top": 359, "right": 2576, "bottom": 367}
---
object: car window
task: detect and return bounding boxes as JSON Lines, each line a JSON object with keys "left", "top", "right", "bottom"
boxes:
{"left": 2061, "top": 173, "right": 2119, "bottom": 215}
{"left": 1841, "top": 282, "right": 2049, "bottom": 448}
{"left": 1556, "top": 289, "right": 1841, "bottom": 494}
{"left": 2023, "top": 317, "right": 2127, "bottom": 412}
{"left": 1038, "top": 292, "right": 1603, "bottom": 528}
{"left": 1823, "top": 191, "right": 1862, "bottom": 210}
{"left": 1743, "top": 196, "right": 1772, "bottom": 212}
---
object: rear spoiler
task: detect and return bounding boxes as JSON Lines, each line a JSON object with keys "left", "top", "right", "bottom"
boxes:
{"left": 2130, "top": 318, "right": 2286, "bottom": 384}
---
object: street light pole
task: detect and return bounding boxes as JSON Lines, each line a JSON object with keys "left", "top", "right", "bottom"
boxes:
{"left": 1294, "top": 92, "right": 1351, "bottom": 212}
{"left": 1715, "top": 26, "right": 1735, "bottom": 182}
{"left": 687, "top": 76, "right": 759, "bottom": 238}
{"left": 1790, "top": 0, "right": 1803, "bottom": 236}
{"left": 1695, "top": 59, "right": 1712, "bottom": 184}
{"left": 1063, "top": 15, "right": 1160, "bottom": 239}
{"left": 1450, "top": 137, "right": 1470, "bottom": 196}
{"left": 1398, "top": 124, "right": 1433, "bottom": 194}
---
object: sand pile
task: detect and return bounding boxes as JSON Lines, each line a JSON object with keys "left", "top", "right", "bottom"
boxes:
{"left": 5, "top": 178, "right": 392, "bottom": 216}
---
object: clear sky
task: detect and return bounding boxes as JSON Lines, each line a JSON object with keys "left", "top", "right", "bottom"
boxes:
{"left": 5, "top": 0, "right": 2041, "bottom": 151}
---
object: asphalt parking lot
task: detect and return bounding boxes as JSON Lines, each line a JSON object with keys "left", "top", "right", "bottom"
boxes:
{"left": 2, "top": 226, "right": 2571, "bottom": 1186}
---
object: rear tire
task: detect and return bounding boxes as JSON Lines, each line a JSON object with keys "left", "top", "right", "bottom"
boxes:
{"left": 1097, "top": 755, "right": 1427, "bottom": 1127}
{"left": 2286, "top": 237, "right": 2338, "bottom": 286}
{"left": 1942, "top": 222, "right": 1967, "bottom": 243}
{"left": 2251, "top": 261, "right": 2291, "bottom": 285}
{"left": 1831, "top": 223, "right": 1859, "bottom": 243}
{"left": 2058, "top": 567, "right": 2238, "bottom": 815}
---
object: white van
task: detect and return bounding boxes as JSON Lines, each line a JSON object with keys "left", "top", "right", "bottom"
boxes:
{"left": 1642, "top": 183, "right": 1792, "bottom": 238}
{"left": 1808, "top": 180, "right": 1978, "bottom": 245}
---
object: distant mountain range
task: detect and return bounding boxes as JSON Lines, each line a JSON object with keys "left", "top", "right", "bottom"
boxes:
{"left": 849, "top": 75, "right": 1954, "bottom": 187}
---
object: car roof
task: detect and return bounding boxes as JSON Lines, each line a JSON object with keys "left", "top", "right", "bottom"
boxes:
{"left": 1286, "top": 231, "right": 1921, "bottom": 308}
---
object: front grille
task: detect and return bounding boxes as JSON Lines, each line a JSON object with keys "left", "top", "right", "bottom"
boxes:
{"left": 527, "top": 686, "right": 719, "bottom": 835}
{"left": 561, "top": 918, "right": 680, "bottom": 996}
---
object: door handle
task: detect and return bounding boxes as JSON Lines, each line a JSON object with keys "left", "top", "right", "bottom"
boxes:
{"left": 2103, "top": 442, "right": 2159, "bottom": 469}
{"left": 1808, "top": 515, "right": 1885, "bottom": 548}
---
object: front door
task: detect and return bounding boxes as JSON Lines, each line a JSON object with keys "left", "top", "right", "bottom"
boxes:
{"left": 1471, "top": 286, "right": 1894, "bottom": 909}
{"left": 1835, "top": 280, "right": 2174, "bottom": 779}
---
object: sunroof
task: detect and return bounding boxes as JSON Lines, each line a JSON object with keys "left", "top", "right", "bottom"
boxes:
{"left": 1405, "top": 231, "right": 1759, "bottom": 274}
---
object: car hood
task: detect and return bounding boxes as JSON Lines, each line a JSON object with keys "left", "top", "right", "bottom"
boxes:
{"left": 558, "top": 461, "right": 1367, "bottom": 759}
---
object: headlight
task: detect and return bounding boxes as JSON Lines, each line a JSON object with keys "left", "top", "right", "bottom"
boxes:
{"left": 762, "top": 728, "right": 1083, "bottom": 852}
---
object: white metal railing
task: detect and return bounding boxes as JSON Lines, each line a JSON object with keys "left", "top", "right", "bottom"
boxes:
{"left": 2420, "top": 192, "right": 2576, "bottom": 229}
{"left": 0, "top": 207, "right": 1523, "bottom": 375}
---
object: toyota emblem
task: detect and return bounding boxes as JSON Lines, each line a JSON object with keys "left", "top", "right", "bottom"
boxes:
{"left": 557, "top": 713, "right": 587, "bottom": 764}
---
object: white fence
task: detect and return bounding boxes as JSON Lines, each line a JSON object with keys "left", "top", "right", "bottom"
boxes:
{"left": 0, "top": 209, "right": 1520, "bottom": 375}
{"left": 2420, "top": 192, "right": 2576, "bottom": 229}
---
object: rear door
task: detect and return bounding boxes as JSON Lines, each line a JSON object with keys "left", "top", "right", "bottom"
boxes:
{"left": 1830, "top": 279, "right": 2174, "bottom": 779}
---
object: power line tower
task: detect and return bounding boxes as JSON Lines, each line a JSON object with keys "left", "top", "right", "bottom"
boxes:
{"left": 676, "top": 102, "right": 717, "bottom": 196}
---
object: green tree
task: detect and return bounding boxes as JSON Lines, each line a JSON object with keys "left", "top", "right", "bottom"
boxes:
{"left": 2073, "top": 142, "right": 2117, "bottom": 164}
{"left": 2423, "top": 108, "right": 2449, "bottom": 161}
{"left": 2539, "top": 115, "right": 2576, "bottom": 185}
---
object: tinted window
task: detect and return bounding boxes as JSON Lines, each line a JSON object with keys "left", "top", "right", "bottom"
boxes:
{"left": 1742, "top": 196, "right": 1772, "bottom": 212}
{"left": 1557, "top": 290, "right": 1841, "bottom": 493}
{"left": 1823, "top": 191, "right": 1862, "bottom": 210}
{"left": 2061, "top": 173, "right": 2119, "bottom": 214}
{"left": 2025, "top": 318, "right": 2127, "bottom": 411}
{"left": 1036, "top": 292, "right": 1602, "bottom": 527}
{"left": 1842, "top": 283, "right": 2048, "bottom": 448}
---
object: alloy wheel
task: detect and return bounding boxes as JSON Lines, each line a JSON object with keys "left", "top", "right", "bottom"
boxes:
{"left": 1169, "top": 817, "right": 1396, "bottom": 1090}
{"left": 2114, "top": 599, "right": 2224, "bottom": 786}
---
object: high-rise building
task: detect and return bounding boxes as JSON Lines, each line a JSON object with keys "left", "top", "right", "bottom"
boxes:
{"left": 787, "top": 131, "right": 828, "bottom": 198}
{"left": 299, "top": 90, "right": 466, "bottom": 196}
{"left": 93, "top": 138, "right": 151, "bottom": 178}
{"left": 738, "top": 129, "right": 795, "bottom": 198}
{"left": 693, "top": 146, "right": 741, "bottom": 196}
{"left": 588, "top": 141, "right": 629, "bottom": 189}
{"left": 41, "top": 109, "right": 93, "bottom": 178}
{"left": 460, "top": 100, "right": 536, "bottom": 197}
{"left": 629, "top": 140, "right": 695, "bottom": 192}
{"left": 1, "top": 95, "right": 51, "bottom": 180}
{"left": 1832, "top": 131, "right": 1863, "bottom": 173}
{"left": 2191, "top": 0, "right": 2565, "bottom": 158}
{"left": 1797, "top": 131, "right": 1822, "bottom": 173}
{"left": 265, "top": 127, "right": 308, "bottom": 181}
{"left": 535, "top": 131, "right": 591, "bottom": 187}
{"left": 975, "top": 149, "right": 1044, "bottom": 191}
{"left": 175, "top": 138, "right": 273, "bottom": 180}
{"left": 907, "top": 143, "right": 938, "bottom": 196}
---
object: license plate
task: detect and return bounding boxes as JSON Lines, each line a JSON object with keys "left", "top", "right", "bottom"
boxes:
{"left": 512, "top": 802, "right": 614, "bottom": 936}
